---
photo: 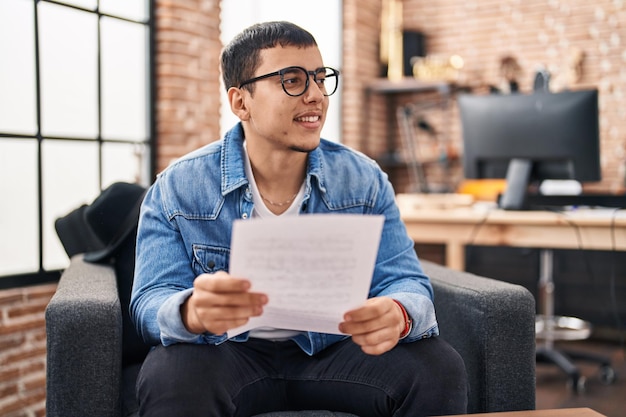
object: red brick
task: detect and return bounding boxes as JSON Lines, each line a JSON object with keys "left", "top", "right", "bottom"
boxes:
{"left": 0, "top": 382, "right": 18, "bottom": 398}
{"left": 0, "top": 396, "right": 29, "bottom": 416}
{"left": 0, "top": 317, "right": 45, "bottom": 337}
{"left": 0, "top": 334, "right": 25, "bottom": 351}
{"left": 0, "top": 345, "right": 47, "bottom": 366}
{"left": 34, "top": 405, "right": 46, "bottom": 417}
{"left": 0, "top": 290, "right": 23, "bottom": 306}
{"left": 23, "top": 284, "right": 57, "bottom": 302}
{"left": 23, "top": 373, "right": 46, "bottom": 392}
{"left": 6, "top": 304, "right": 46, "bottom": 320}
{"left": 0, "top": 367, "right": 20, "bottom": 384}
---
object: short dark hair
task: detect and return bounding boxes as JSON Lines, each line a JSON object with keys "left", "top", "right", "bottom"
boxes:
{"left": 220, "top": 21, "right": 318, "bottom": 93}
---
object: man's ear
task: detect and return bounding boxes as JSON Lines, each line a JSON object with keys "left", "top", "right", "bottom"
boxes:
{"left": 228, "top": 87, "right": 250, "bottom": 121}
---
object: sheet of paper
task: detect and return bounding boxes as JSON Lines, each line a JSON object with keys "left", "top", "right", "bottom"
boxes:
{"left": 226, "top": 214, "right": 384, "bottom": 338}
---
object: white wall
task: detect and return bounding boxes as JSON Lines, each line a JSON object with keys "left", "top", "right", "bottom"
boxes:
{"left": 219, "top": 0, "right": 343, "bottom": 142}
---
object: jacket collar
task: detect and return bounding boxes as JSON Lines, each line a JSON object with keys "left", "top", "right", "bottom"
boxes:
{"left": 220, "top": 122, "right": 326, "bottom": 197}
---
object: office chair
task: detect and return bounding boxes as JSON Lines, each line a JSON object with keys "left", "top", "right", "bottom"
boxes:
{"left": 534, "top": 249, "right": 617, "bottom": 392}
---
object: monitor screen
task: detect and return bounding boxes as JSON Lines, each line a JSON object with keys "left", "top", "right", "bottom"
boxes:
{"left": 458, "top": 89, "right": 601, "bottom": 209}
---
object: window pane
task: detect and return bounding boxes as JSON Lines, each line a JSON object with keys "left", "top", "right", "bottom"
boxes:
{"left": 0, "top": 139, "right": 39, "bottom": 275}
{"left": 101, "top": 17, "right": 148, "bottom": 142}
{"left": 39, "top": 2, "right": 98, "bottom": 139}
{"left": 53, "top": 0, "right": 97, "bottom": 10}
{"left": 0, "top": 0, "right": 37, "bottom": 135}
{"left": 100, "top": 0, "right": 148, "bottom": 22}
{"left": 0, "top": 0, "right": 152, "bottom": 284}
{"left": 102, "top": 142, "right": 151, "bottom": 187}
{"left": 42, "top": 140, "right": 100, "bottom": 271}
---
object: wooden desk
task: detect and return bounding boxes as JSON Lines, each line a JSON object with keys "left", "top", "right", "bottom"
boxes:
{"left": 442, "top": 407, "right": 606, "bottom": 417}
{"left": 397, "top": 194, "right": 626, "bottom": 270}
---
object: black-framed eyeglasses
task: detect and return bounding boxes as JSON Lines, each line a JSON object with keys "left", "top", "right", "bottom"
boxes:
{"left": 238, "top": 66, "right": 340, "bottom": 97}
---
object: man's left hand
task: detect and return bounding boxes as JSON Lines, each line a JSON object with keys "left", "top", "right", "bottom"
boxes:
{"left": 339, "top": 296, "right": 406, "bottom": 355}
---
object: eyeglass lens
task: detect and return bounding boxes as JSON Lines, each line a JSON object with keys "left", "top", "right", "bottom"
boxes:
{"left": 280, "top": 67, "right": 338, "bottom": 97}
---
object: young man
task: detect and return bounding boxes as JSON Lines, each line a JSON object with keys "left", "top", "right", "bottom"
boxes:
{"left": 131, "top": 21, "right": 467, "bottom": 417}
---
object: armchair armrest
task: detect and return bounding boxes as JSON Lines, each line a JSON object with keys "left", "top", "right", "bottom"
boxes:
{"left": 423, "top": 260, "right": 536, "bottom": 414}
{"left": 46, "top": 255, "right": 123, "bottom": 417}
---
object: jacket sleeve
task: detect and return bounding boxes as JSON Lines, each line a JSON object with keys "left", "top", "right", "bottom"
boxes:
{"left": 368, "top": 169, "right": 439, "bottom": 341}
{"left": 130, "top": 179, "right": 232, "bottom": 346}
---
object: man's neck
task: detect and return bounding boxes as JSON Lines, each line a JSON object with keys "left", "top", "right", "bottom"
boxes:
{"left": 245, "top": 142, "right": 307, "bottom": 198}
{"left": 247, "top": 144, "right": 308, "bottom": 192}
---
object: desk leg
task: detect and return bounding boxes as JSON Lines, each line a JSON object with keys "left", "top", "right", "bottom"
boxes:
{"left": 446, "top": 243, "right": 465, "bottom": 271}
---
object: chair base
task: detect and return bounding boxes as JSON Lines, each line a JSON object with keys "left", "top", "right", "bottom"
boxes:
{"left": 536, "top": 345, "right": 617, "bottom": 393}
{"left": 535, "top": 314, "right": 617, "bottom": 394}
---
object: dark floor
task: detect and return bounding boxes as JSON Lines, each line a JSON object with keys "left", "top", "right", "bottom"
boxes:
{"left": 535, "top": 337, "right": 626, "bottom": 417}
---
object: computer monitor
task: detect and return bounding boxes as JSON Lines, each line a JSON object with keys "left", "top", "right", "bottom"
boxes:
{"left": 458, "top": 89, "right": 601, "bottom": 209}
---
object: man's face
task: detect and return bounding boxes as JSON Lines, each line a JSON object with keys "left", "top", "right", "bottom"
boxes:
{"left": 239, "top": 45, "right": 329, "bottom": 153}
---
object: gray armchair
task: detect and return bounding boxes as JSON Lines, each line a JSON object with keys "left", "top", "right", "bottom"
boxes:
{"left": 46, "top": 256, "right": 535, "bottom": 417}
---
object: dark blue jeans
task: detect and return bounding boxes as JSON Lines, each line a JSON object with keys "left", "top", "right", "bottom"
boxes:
{"left": 136, "top": 337, "right": 467, "bottom": 417}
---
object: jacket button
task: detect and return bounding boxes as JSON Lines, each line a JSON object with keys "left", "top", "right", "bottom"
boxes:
{"left": 208, "top": 260, "right": 216, "bottom": 269}
{"left": 242, "top": 213, "right": 248, "bottom": 219}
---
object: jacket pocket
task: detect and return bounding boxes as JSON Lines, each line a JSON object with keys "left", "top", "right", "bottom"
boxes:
{"left": 192, "top": 244, "right": 230, "bottom": 274}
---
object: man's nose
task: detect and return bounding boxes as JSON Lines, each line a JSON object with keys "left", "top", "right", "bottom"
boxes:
{"left": 304, "top": 77, "right": 324, "bottom": 101}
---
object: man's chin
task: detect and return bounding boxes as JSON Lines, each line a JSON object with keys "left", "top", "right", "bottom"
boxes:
{"left": 289, "top": 136, "right": 320, "bottom": 153}
{"left": 289, "top": 144, "right": 318, "bottom": 153}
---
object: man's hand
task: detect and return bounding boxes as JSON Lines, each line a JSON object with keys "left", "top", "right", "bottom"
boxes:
{"left": 339, "top": 297, "right": 406, "bottom": 355}
{"left": 181, "top": 271, "right": 268, "bottom": 336}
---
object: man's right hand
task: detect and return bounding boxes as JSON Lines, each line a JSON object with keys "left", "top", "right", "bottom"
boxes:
{"left": 181, "top": 271, "right": 268, "bottom": 335}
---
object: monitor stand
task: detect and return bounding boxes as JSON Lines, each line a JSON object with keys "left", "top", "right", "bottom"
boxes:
{"left": 499, "top": 158, "right": 532, "bottom": 210}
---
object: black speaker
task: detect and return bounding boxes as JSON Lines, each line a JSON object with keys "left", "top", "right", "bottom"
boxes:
{"left": 403, "top": 31, "right": 425, "bottom": 76}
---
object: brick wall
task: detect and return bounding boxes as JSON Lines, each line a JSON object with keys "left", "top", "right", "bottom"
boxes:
{"left": 0, "top": 285, "right": 55, "bottom": 417}
{"left": 342, "top": 0, "right": 385, "bottom": 152}
{"left": 154, "top": 0, "right": 222, "bottom": 173}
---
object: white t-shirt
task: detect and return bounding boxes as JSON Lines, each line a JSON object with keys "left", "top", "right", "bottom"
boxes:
{"left": 243, "top": 142, "right": 305, "bottom": 341}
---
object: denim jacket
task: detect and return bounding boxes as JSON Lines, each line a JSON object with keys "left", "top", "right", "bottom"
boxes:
{"left": 130, "top": 123, "right": 439, "bottom": 356}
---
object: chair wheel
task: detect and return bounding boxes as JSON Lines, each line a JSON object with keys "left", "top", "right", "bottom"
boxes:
{"left": 567, "top": 375, "right": 586, "bottom": 393}
{"left": 599, "top": 365, "right": 617, "bottom": 385}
